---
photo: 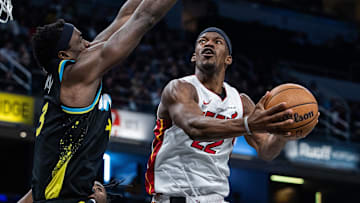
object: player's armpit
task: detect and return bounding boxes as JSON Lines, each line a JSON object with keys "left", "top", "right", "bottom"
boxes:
{"left": 62, "top": 42, "right": 104, "bottom": 86}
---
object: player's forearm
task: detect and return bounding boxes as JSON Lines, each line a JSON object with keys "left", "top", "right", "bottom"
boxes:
{"left": 94, "top": 0, "right": 143, "bottom": 42}
{"left": 256, "top": 134, "right": 287, "bottom": 161}
{"left": 186, "top": 117, "right": 246, "bottom": 141}
{"left": 95, "top": 0, "right": 176, "bottom": 71}
{"left": 99, "top": 0, "right": 177, "bottom": 71}
{"left": 137, "top": 0, "right": 178, "bottom": 26}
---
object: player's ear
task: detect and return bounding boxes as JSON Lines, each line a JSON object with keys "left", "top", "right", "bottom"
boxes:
{"left": 191, "top": 53, "right": 196, "bottom": 63}
{"left": 225, "top": 55, "right": 232, "bottom": 66}
{"left": 58, "top": 51, "right": 70, "bottom": 60}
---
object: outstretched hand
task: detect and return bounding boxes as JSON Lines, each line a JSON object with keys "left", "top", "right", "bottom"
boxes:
{"left": 246, "top": 91, "right": 294, "bottom": 136}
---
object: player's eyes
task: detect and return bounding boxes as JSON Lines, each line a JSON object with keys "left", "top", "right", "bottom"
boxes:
{"left": 95, "top": 187, "right": 103, "bottom": 192}
{"left": 199, "top": 39, "right": 206, "bottom": 44}
{"left": 216, "top": 40, "right": 222, "bottom": 44}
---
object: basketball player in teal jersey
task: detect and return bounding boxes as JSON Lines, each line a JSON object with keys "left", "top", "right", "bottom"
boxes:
{"left": 27, "top": 0, "right": 180, "bottom": 202}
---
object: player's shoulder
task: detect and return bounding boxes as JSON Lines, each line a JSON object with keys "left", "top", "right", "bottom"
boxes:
{"left": 162, "top": 77, "right": 198, "bottom": 103}
{"left": 165, "top": 76, "right": 197, "bottom": 92}
{"left": 239, "top": 93, "right": 251, "bottom": 101}
{"left": 239, "top": 93, "right": 254, "bottom": 105}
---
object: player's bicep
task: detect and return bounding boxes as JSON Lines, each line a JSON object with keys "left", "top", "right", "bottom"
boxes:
{"left": 162, "top": 80, "right": 203, "bottom": 131}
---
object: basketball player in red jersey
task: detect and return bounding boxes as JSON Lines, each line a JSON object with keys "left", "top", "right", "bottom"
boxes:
{"left": 146, "top": 28, "right": 318, "bottom": 203}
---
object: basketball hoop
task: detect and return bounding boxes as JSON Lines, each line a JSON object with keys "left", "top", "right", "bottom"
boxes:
{"left": 0, "top": 0, "right": 13, "bottom": 23}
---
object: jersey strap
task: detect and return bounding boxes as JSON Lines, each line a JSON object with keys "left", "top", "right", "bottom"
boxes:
{"left": 61, "top": 83, "right": 102, "bottom": 114}
{"left": 57, "top": 59, "right": 103, "bottom": 114}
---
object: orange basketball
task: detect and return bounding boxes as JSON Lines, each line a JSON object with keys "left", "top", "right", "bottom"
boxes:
{"left": 264, "top": 83, "right": 319, "bottom": 138}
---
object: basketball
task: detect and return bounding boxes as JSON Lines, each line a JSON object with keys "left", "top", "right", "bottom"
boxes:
{"left": 264, "top": 83, "right": 319, "bottom": 137}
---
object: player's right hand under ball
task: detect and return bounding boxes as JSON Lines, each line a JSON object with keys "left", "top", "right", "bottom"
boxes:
{"left": 246, "top": 91, "right": 294, "bottom": 135}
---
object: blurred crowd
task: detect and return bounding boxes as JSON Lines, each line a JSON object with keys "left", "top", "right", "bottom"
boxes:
{"left": 0, "top": 0, "right": 359, "bottom": 142}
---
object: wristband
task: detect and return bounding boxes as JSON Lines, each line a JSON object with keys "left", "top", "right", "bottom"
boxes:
{"left": 244, "top": 116, "right": 252, "bottom": 135}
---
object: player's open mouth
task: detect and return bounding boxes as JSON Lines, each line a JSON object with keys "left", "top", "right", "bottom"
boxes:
{"left": 201, "top": 48, "right": 215, "bottom": 57}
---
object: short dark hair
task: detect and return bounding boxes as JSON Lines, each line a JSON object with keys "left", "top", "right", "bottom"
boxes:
{"left": 32, "top": 19, "right": 66, "bottom": 72}
{"left": 197, "top": 27, "right": 232, "bottom": 55}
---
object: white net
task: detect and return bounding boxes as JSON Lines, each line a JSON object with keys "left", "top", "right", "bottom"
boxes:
{"left": 0, "top": 0, "right": 13, "bottom": 23}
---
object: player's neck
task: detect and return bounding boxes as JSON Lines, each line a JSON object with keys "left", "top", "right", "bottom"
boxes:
{"left": 195, "top": 70, "right": 225, "bottom": 95}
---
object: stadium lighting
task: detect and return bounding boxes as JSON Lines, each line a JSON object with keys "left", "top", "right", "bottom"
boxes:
{"left": 270, "top": 175, "right": 304, "bottom": 184}
{"left": 0, "top": 194, "right": 8, "bottom": 202}
{"left": 19, "top": 131, "right": 27, "bottom": 138}
{"left": 316, "top": 192, "right": 322, "bottom": 203}
{"left": 103, "top": 153, "right": 111, "bottom": 183}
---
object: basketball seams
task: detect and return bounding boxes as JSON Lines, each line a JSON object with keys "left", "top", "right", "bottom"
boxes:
{"left": 285, "top": 102, "right": 318, "bottom": 110}
{"left": 265, "top": 87, "right": 303, "bottom": 107}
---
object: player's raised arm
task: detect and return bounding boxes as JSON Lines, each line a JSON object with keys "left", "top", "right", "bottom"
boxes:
{"left": 99, "top": 0, "right": 178, "bottom": 68}
{"left": 161, "top": 80, "right": 294, "bottom": 142}
{"left": 66, "top": 0, "right": 178, "bottom": 85}
{"left": 92, "top": 0, "right": 143, "bottom": 44}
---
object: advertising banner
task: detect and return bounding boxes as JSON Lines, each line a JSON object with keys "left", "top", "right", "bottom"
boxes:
{"left": 0, "top": 92, "right": 34, "bottom": 125}
{"left": 111, "top": 109, "right": 155, "bottom": 142}
{"left": 284, "top": 140, "right": 360, "bottom": 171}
